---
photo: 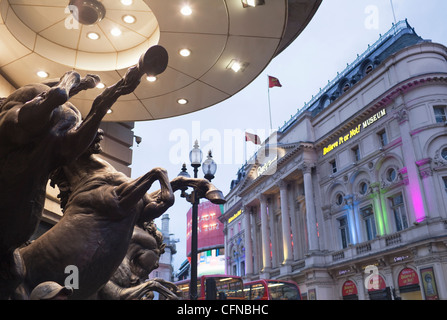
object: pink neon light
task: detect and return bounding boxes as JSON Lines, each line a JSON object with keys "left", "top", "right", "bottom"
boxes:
{"left": 410, "top": 184, "right": 426, "bottom": 223}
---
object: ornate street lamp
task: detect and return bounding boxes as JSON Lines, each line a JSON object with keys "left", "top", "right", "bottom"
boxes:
{"left": 177, "top": 141, "right": 218, "bottom": 300}
{"left": 202, "top": 150, "right": 217, "bottom": 182}
{"left": 189, "top": 140, "right": 203, "bottom": 178}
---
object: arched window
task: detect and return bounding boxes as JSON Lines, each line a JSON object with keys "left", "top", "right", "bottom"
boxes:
{"left": 342, "top": 82, "right": 351, "bottom": 93}
{"left": 386, "top": 168, "right": 397, "bottom": 183}
{"left": 320, "top": 95, "right": 331, "bottom": 109}
{"left": 335, "top": 193, "right": 344, "bottom": 206}
{"left": 441, "top": 147, "right": 447, "bottom": 161}
{"left": 359, "top": 181, "right": 369, "bottom": 195}
{"left": 362, "top": 59, "right": 375, "bottom": 76}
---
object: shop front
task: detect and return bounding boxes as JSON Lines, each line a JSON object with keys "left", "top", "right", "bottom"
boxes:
{"left": 398, "top": 268, "right": 422, "bottom": 300}
{"left": 367, "top": 274, "right": 392, "bottom": 300}
{"left": 342, "top": 280, "right": 359, "bottom": 300}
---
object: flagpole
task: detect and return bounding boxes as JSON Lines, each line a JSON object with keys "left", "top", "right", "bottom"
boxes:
{"left": 390, "top": 0, "right": 397, "bottom": 24}
{"left": 267, "top": 86, "right": 273, "bottom": 130}
{"left": 244, "top": 129, "right": 247, "bottom": 165}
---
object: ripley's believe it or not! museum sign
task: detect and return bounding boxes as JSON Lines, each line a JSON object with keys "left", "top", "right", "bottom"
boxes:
{"left": 323, "top": 109, "right": 387, "bottom": 156}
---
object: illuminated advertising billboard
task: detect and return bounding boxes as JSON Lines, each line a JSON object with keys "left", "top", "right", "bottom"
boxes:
{"left": 186, "top": 201, "right": 224, "bottom": 256}
{"left": 197, "top": 249, "right": 225, "bottom": 276}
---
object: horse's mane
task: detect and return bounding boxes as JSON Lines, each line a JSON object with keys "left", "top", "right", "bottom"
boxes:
{"left": 49, "top": 129, "right": 107, "bottom": 212}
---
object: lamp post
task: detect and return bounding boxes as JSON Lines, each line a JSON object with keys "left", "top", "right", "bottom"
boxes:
{"left": 178, "top": 140, "right": 217, "bottom": 300}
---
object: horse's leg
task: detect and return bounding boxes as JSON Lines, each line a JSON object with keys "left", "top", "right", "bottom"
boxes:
{"left": 160, "top": 176, "right": 226, "bottom": 204}
{"left": 68, "top": 74, "right": 100, "bottom": 97}
{"left": 0, "top": 249, "right": 25, "bottom": 300}
{"left": 41, "top": 74, "right": 100, "bottom": 98}
{"left": 60, "top": 67, "right": 143, "bottom": 163}
{"left": 60, "top": 46, "right": 167, "bottom": 161}
{"left": 117, "top": 278, "right": 179, "bottom": 300}
{"left": 137, "top": 176, "right": 225, "bottom": 227}
{"left": 17, "top": 71, "right": 81, "bottom": 134}
{"left": 116, "top": 168, "right": 174, "bottom": 211}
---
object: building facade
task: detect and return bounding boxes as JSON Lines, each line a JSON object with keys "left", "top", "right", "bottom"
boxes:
{"left": 221, "top": 21, "right": 447, "bottom": 300}
{"left": 149, "top": 214, "right": 178, "bottom": 282}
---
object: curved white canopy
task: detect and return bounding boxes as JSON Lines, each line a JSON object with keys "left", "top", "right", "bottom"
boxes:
{"left": 0, "top": 0, "right": 321, "bottom": 121}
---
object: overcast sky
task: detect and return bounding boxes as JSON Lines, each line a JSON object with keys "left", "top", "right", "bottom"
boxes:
{"left": 130, "top": 0, "right": 447, "bottom": 273}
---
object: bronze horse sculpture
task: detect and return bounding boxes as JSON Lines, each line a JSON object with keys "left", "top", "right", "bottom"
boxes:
{"left": 0, "top": 45, "right": 169, "bottom": 299}
{"left": 97, "top": 175, "right": 227, "bottom": 301}
{"left": 17, "top": 136, "right": 225, "bottom": 300}
{"left": 97, "top": 222, "right": 180, "bottom": 300}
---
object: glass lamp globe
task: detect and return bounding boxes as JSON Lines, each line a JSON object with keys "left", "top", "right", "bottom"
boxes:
{"left": 189, "top": 140, "right": 203, "bottom": 167}
{"left": 202, "top": 150, "right": 217, "bottom": 181}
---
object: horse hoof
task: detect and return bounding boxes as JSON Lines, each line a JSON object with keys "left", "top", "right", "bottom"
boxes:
{"left": 138, "top": 45, "right": 169, "bottom": 77}
{"left": 205, "top": 190, "right": 226, "bottom": 205}
{"left": 83, "top": 75, "right": 101, "bottom": 89}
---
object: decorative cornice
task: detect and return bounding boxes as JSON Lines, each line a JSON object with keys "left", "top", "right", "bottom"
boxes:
{"left": 315, "top": 73, "right": 447, "bottom": 148}
{"left": 237, "top": 142, "right": 314, "bottom": 197}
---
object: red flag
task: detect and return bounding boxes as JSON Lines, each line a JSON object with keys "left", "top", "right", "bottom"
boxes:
{"left": 245, "top": 132, "right": 261, "bottom": 145}
{"left": 268, "top": 75, "right": 282, "bottom": 88}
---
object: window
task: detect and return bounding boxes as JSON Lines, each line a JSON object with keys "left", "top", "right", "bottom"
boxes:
{"left": 352, "top": 146, "right": 361, "bottom": 162}
{"left": 386, "top": 168, "right": 398, "bottom": 183}
{"left": 342, "top": 82, "right": 351, "bottom": 93}
{"left": 338, "top": 216, "right": 351, "bottom": 249}
{"left": 361, "top": 205, "right": 377, "bottom": 241}
{"left": 433, "top": 105, "right": 447, "bottom": 123}
{"left": 321, "top": 96, "right": 331, "bottom": 109}
{"left": 390, "top": 194, "right": 408, "bottom": 231}
{"left": 442, "top": 148, "right": 447, "bottom": 161}
{"left": 335, "top": 193, "right": 344, "bottom": 206}
{"left": 330, "top": 160, "right": 337, "bottom": 174}
{"left": 365, "top": 64, "right": 374, "bottom": 75}
{"left": 359, "top": 182, "right": 369, "bottom": 195}
{"left": 378, "top": 130, "right": 388, "bottom": 147}
{"left": 443, "top": 177, "right": 447, "bottom": 192}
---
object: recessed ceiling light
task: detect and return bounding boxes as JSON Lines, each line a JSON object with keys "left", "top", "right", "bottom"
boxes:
{"left": 107, "top": 109, "right": 113, "bottom": 114}
{"left": 146, "top": 76, "right": 157, "bottom": 82}
{"left": 121, "top": 0, "right": 133, "bottom": 6}
{"left": 87, "top": 32, "right": 100, "bottom": 40}
{"left": 37, "top": 71, "right": 49, "bottom": 78}
{"left": 181, "top": 6, "right": 192, "bottom": 16}
{"left": 177, "top": 98, "right": 188, "bottom": 105}
{"left": 226, "top": 59, "right": 249, "bottom": 73}
{"left": 241, "top": 0, "right": 265, "bottom": 7}
{"left": 122, "top": 15, "right": 136, "bottom": 24}
{"left": 96, "top": 82, "right": 105, "bottom": 89}
{"left": 179, "top": 48, "right": 191, "bottom": 57}
{"left": 111, "top": 27, "right": 122, "bottom": 37}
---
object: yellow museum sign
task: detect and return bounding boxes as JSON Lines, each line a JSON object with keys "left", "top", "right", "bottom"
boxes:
{"left": 323, "top": 109, "right": 387, "bottom": 156}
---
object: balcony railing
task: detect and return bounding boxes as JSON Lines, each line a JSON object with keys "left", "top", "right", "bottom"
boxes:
{"left": 331, "top": 231, "right": 406, "bottom": 263}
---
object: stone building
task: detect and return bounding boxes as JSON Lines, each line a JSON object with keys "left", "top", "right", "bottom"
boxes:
{"left": 221, "top": 20, "right": 447, "bottom": 300}
{"left": 149, "top": 214, "right": 178, "bottom": 282}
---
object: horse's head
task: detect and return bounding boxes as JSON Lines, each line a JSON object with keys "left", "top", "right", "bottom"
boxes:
{"left": 0, "top": 83, "right": 51, "bottom": 112}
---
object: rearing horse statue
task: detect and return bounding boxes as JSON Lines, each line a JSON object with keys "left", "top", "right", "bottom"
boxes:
{"left": 0, "top": 45, "right": 169, "bottom": 299}
{"left": 17, "top": 135, "right": 225, "bottom": 300}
